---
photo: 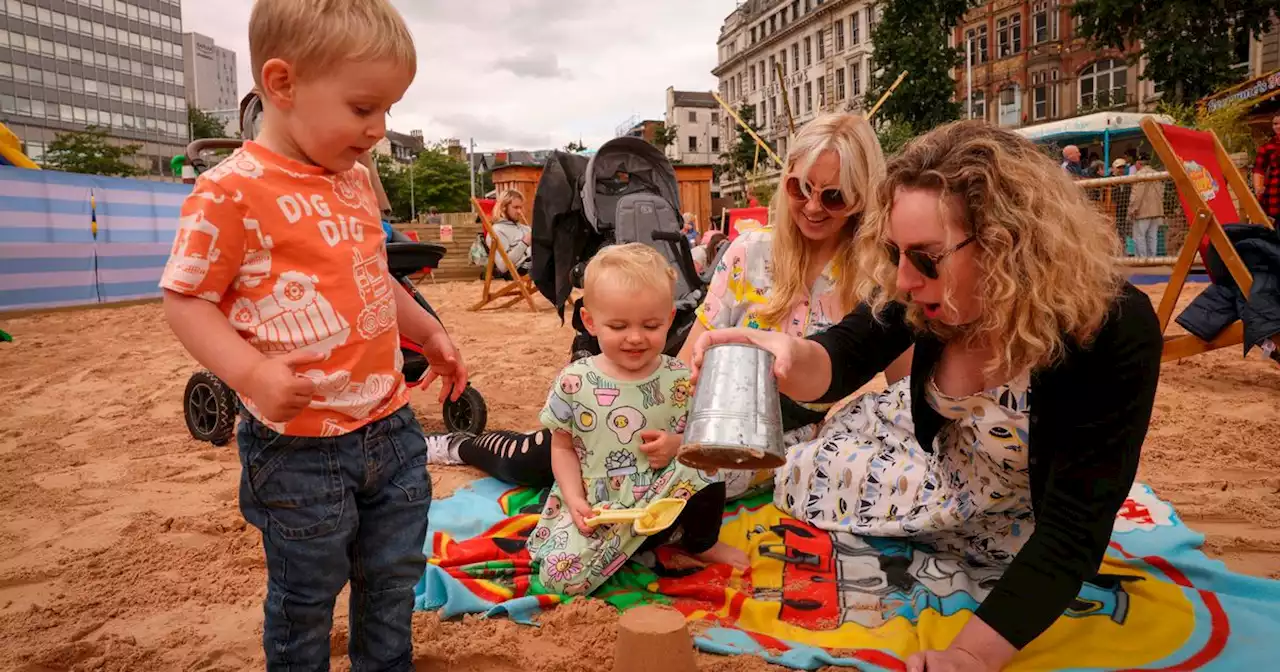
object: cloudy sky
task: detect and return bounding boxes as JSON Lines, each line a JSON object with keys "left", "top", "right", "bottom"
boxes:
{"left": 181, "top": 0, "right": 739, "bottom": 151}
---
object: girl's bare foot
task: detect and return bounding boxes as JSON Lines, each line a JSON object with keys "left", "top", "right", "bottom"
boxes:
{"left": 693, "top": 541, "right": 750, "bottom": 570}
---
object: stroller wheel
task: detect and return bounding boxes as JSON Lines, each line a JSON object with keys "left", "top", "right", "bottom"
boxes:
{"left": 183, "top": 370, "right": 238, "bottom": 446}
{"left": 442, "top": 385, "right": 487, "bottom": 434}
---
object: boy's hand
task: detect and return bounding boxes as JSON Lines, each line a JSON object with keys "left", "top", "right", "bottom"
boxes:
{"left": 567, "top": 497, "right": 597, "bottom": 536}
{"left": 638, "top": 430, "right": 681, "bottom": 469}
{"left": 245, "top": 350, "right": 324, "bottom": 423}
{"left": 421, "top": 331, "right": 469, "bottom": 403}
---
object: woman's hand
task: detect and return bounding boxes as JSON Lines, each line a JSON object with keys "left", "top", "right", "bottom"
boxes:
{"left": 906, "top": 647, "right": 993, "bottom": 672}
{"left": 689, "top": 327, "right": 804, "bottom": 386}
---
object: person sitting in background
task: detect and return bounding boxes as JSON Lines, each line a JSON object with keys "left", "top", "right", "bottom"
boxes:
{"left": 488, "top": 189, "right": 532, "bottom": 279}
{"left": 681, "top": 212, "right": 699, "bottom": 247}
{"left": 1060, "top": 144, "right": 1084, "bottom": 178}
{"left": 690, "top": 230, "right": 728, "bottom": 275}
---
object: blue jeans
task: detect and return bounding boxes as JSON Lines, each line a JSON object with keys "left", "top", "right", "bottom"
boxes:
{"left": 238, "top": 405, "right": 430, "bottom": 672}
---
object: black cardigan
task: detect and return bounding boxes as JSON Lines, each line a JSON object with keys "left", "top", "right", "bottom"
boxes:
{"left": 809, "top": 282, "right": 1163, "bottom": 649}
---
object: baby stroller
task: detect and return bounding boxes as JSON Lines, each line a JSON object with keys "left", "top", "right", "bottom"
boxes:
{"left": 530, "top": 137, "right": 705, "bottom": 361}
{"left": 180, "top": 95, "right": 487, "bottom": 447}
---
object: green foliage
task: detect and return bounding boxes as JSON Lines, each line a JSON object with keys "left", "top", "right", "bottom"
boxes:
{"left": 876, "top": 121, "right": 918, "bottom": 156}
{"left": 1072, "top": 0, "right": 1275, "bottom": 105}
{"left": 1156, "top": 99, "right": 1255, "bottom": 156}
{"left": 188, "top": 107, "right": 229, "bottom": 140}
{"left": 651, "top": 122, "right": 679, "bottom": 150}
{"left": 866, "top": 0, "right": 975, "bottom": 131}
{"left": 41, "top": 126, "right": 143, "bottom": 176}
{"left": 375, "top": 145, "right": 472, "bottom": 221}
{"left": 719, "top": 105, "right": 767, "bottom": 181}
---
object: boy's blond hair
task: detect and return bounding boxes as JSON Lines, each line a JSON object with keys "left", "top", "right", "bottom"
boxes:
{"left": 583, "top": 244, "right": 676, "bottom": 307}
{"left": 249, "top": 0, "right": 417, "bottom": 87}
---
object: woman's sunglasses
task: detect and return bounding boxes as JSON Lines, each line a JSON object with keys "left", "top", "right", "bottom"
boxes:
{"left": 785, "top": 176, "right": 847, "bottom": 212}
{"left": 884, "top": 236, "right": 976, "bottom": 280}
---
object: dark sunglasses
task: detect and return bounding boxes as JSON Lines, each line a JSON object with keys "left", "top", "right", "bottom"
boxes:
{"left": 785, "top": 176, "right": 847, "bottom": 212}
{"left": 884, "top": 236, "right": 976, "bottom": 280}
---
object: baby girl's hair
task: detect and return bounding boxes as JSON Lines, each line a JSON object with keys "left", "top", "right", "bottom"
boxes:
{"left": 583, "top": 243, "right": 676, "bottom": 307}
{"left": 249, "top": 0, "right": 416, "bottom": 87}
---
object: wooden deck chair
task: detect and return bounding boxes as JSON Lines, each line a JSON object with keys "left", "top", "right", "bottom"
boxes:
{"left": 1139, "top": 117, "right": 1274, "bottom": 362}
{"left": 470, "top": 196, "right": 539, "bottom": 312}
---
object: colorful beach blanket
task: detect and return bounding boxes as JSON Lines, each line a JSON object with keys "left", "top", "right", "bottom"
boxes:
{"left": 414, "top": 478, "right": 1280, "bottom": 670}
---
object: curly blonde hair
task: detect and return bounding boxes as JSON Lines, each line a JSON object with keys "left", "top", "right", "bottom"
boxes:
{"left": 854, "top": 120, "right": 1123, "bottom": 376}
{"left": 757, "top": 113, "right": 885, "bottom": 327}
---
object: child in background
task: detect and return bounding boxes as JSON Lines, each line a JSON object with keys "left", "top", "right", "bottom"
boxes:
{"left": 159, "top": 0, "right": 467, "bottom": 668}
{"left": 528, "top": 244, "right": 748, "bottom": 596}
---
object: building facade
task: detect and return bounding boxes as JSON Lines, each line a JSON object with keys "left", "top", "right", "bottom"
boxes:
{"left": 0, "top": 0, "right": 189, "bottom": 178}
{"left": 664, "top": 87, "right": 720, "bottom": 165}
{"left": 620, "top": 118, "right": 662, "bottom": 144}
{"left": 372, "top": 129, "right": 424, "bottom": 165}
{"left": 713, "top": 0, "right": 877, "bottom": 164}
{"left": 952, "top": 0, "right": 1258, "bottom": 131}
{"left": 181, "top": 31, "right": 236, "bottom": 134}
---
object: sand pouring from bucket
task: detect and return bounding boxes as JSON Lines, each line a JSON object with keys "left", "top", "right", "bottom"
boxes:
{"left": 677, "top": 343, "right": 786, "bottom": 470}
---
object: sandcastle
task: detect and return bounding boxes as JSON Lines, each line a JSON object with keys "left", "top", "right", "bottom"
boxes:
{"left": 613, "top": 605, "right": 697, "bottom": 672}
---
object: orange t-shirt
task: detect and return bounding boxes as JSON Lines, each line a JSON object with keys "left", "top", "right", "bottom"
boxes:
{"left": 160, "top": 142, "right": 408, "bottom": 437}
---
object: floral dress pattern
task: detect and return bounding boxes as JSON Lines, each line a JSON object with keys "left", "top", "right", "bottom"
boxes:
{"left": 776, "top": 374, "right": 1035, "bottom": 566}
{"left": 696, "top": 227, "right": 847, "bottom": 499}
{"left": 527, "top": 355, "right": 717, "bottom": 595}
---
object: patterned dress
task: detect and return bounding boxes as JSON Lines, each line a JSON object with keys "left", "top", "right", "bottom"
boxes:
{"left": 696, "top": 227, "right": 846, "bottom": 499}
{"left": 527, "top": 355, "right": 717, "bottom": 595}
{"left": 776, "top": 375, "right": 1035, "bottom": 566}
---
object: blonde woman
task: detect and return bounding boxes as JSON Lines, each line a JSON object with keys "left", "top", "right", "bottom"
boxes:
{"left": 430, "top": 114, "right": 897, "bottom": 495}
{"left": 677, "top": 113, "right": 900, "bottom": 499}
{"left": 692, "top": 121, "right": 1162, "bottom": 669}
{"left": 489, "top": 189, "right": 531, "bottom": 277}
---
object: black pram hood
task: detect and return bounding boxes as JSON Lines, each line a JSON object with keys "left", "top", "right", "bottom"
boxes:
{"left": 530, "top": 150, "right": 594, "bottom": 319}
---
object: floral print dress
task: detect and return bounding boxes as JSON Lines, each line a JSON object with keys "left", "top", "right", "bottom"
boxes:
{"left": 776, "top": 374, "right": 1036, "bottom": 566}
{"left": 527, "top": 355, "right": 717, "bottom": 595}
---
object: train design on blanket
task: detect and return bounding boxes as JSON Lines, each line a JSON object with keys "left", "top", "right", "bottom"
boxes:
{"left": 417, "top": 478, "right": 1280, "bottom": 670}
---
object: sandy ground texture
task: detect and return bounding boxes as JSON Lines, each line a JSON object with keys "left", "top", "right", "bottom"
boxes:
{"left": 0, "top": 281, "right": 1277, "bottom": 671}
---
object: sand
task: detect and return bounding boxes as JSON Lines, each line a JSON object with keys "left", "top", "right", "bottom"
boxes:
{"left": 0, "top": 280, "right": 1277, "bottom": 671}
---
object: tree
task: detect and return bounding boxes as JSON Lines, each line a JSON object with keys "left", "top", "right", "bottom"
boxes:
{"left": 719, "top": 105, "right": 767, "bottom": 181}
{"left": 375, "top": 144, "right": 473, "bottom": 221}
{"left": 876, "top": 121, "right": 918, "bottom": 156}
{"left": 1073, "top": 0, "right": 1276, "bottom": 105}
{"left": 41, "top": 126, "right": 143, "bottom": 176}
{"left": 564, "top": 140, "right": 587, "bottom": 152}
{"left": 651, "top": 122, "right": 679, "bottom": 150}
{"left": 866, "top": 0, "right": 974, "bottom": 132}
{"left": 188, "top": 107, "right": 228, "bottom": 140}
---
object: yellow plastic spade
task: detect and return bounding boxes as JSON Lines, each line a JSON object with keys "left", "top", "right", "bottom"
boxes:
{"left": 585, "top": 498, "right": 687, "bottom": 536}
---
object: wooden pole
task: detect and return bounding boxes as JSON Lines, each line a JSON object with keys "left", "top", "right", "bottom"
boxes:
{"left": 712, "top": 91, "right": 784, "bottom": 168}
{"left": 867, "top": 71, "right": 908, "bottom": 121}
{"left": 775, "top": 62, "right": 796, "bottom": 135}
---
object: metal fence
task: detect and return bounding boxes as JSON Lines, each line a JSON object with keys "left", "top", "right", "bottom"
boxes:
{"left": 1077, "top": 171, "right": 1191, "bottom": 266}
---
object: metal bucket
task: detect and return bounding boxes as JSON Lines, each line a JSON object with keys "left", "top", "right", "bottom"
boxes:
{"left": 678, "top": 343, "right": 785, "bottom": 470}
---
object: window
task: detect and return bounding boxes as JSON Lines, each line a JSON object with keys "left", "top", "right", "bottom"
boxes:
{"left": 851, "top": 61, "right": 861, "bottom": 97}
{"left": 712, "top": 112, "right": 719, "bottom": 124}
{"left": 792, "top": 43, "right": 800, "bottom": 71}
{"left": 57, "top": 73, "right": 70, "bottom": 89}
{"left": 966, "top": 25, "right": 990, "bottom": 64}
{"left": 780, "top": 49, "right": 787, "bottom": 76}
{"left": 997, "top": 14, "right": 1022, "bottom": 58}
{"left": 688, "top": 111, "right": 697, "bottom": 123}
{"left": 817, "top": 30, "right": 825, "bottom": 60}
{"left": 791, "top": 1, "right": 799, "bottom": 19}
{"left": 836, "top": 67, "right": 846, "bottom": 100}
{"left": 804, "top": 36, "right": 812, "bottom": 66}
{"left": 770, "top": 55, "right": 776, "bottom": 82}
{"left": 817, "top": 75, "right": 826, "bottom": 107}
{"left": 969, "top": 91, "right": 986, "bottom": 120}
{"left": 793, "top": 86, "right": 800, "bottom": 114}
{"left": 1231, "top": 24, "right": 1251, "bottom": 77}
{"left": 998, "top": 85, "right": 1021, "bottom": 126}
{"left": 866, "top": 6, "right": 876, "bottom": 30}
{"left": 805, "top": 81, "right": 813, "bottom": 112}
{"left": 1032, "top": 2, "right": 1059, "bottom": 44}
{"left": 850, "top": 13, "right": 862, "bottom": 45}
{"left": 712, "top": 136, "right": 721, "bottom": 152}
{"left": 55, "top": 43, "right": 68, "bottom": 59}
{"left": 835, "top": 19, "right": 844, "bottom": 51}
{"left": 751, "top": 26, "right": 757, "bottom": 44}
{"left": 688, "top": 136, "right": 698, "bottom": 152}
{"left": 759, "top": 101, "right": 766, "bottom": 126}
{"left": 0, "top": 94, "right": 13, "bottom": 114}
{"left": 750, "top": 65, "right": 757, "bottom": 90}
{"left": 770, "top": 15, "right": 776, "bottom": 32}
{"left": 1079, "top": 58, "right": 1126, "bottom": 108}
{"left": 770, "top": 96, "right": 777, "bottom": 122}
{"left": 0, "top": 62, "right": 9, "bottom": 79}
{"left": 1031, "top": 70, "right": 1059, "bottom": 120}
{"left": 16, "top": 98, "right": 30, "bottom": 116}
